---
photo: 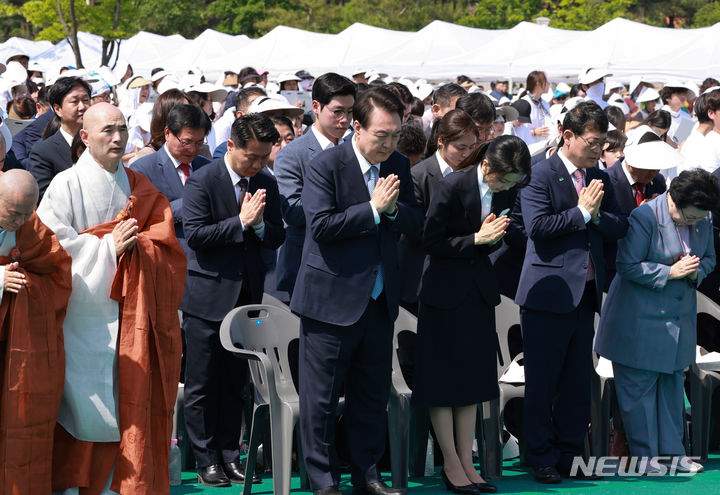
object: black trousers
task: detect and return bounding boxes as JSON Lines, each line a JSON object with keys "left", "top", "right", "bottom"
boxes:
{"left": 183, "top": 312, "right": 248, "bottom": 468}
{"left": 521, "top": 283, "right": 596, "bottom": 472}
{"left": 299, "top": 296, "right": 394, "bottom": 490}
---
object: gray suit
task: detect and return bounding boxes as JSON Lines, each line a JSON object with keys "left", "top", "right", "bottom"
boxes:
{"left": 594, "top": 192, "right": 715, "bottom": 457}
{"left": 274, "top": 129, "right": 324, "bottom": 293}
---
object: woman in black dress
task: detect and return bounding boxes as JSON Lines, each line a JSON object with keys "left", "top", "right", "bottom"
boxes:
{"left": 413, "top": 136, "right": 531, "bottom": 494}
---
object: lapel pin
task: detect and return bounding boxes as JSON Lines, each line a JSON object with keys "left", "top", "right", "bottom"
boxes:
{"left": 559, "top": 177, "right": 565, "bottom": 182}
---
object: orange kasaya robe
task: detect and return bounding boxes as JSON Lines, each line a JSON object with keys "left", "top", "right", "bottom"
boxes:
{"left": 0, "top": 214, "right": 73, "bottom": 495}
{"left": 52, "top": 169, "right": 187, "bottom": 495}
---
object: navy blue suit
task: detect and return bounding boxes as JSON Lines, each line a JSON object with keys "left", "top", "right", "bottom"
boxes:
{"left": 11, "top": 109, "right": 55, "bottom": 169}
{"left": 291, "top": 140, "right": 422, "bottom": 489}
{"left": 28, "top": 128, "right": 72, "bottom": 201}
{"left": 274, "top": 129, "right": 324, "bottom": 294}
{"left": 516, "top": 152, "right": 627, "bottom": 472}
{"left": 130, "top": 147, "right": 210, "bottom": 256}
{"left": 181, "top": 158, "right": 285, "bottom": 468}
{"left": 603, "top": 162, "right": 666, "bottom": 289}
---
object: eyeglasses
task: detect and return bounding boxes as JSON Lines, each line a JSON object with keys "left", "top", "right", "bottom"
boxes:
{"left": 172, "top": 132, "right": 206, "bottom": 149}
{"left": 577, "top": 135, "right": 608, "bottom": 150}
{"left": 325, "top": 106, "right": 353, "bottom": 120}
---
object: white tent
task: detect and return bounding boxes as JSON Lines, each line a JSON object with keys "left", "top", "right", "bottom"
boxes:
{"left": 0, "top": 37, "right": 53, "bottom": 66}
{"left": 32, "top": 31, "right": 104, "bottom": 78}
{"left": 117, "top": 31, "right": 188, "bottom": 76}
{"left": 162, "top": 29, "right": 252, "bottom": 75}
{"left": 334, "top": 23, "right": 411, "bottom": 76}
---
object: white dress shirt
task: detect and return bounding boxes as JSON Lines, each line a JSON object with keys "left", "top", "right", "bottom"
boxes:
{"left": 60, "top": 127, "right": 74, "bottom": 146}
{"left": 476, "top": 165, "right": 493, "bottom": 220}
{"left": 312, "top": 124, "right": 342, "bottom": 151}
{"left": 557, "top": 150, "right": 592, "bottom": 223}
{"left": 163, "top": 143, "right": 192, "bottom": 185}
{"left": 351, "top": 136, "right": 397, "bottom": 224}
{"left": 223, "top": 154, "right": 265, "bottom": 238}
{"left": 435, "top": 150, "right": 453, "bottom": 178}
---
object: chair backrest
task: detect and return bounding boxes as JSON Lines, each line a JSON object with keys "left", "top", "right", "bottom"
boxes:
{"left": 222, "top": 304, "right": 300, "bottom": 404}
{"left": 697, "top": 291, "right": 720, "bottom": 321}
{"left": 262, "top": 292, "right": 291, "bottom": 310}
{"left": 495, "top": 295, "right": 522, "bottom": 376}
{"left": 391, "top": 306, "right": 417, "bottom": 396}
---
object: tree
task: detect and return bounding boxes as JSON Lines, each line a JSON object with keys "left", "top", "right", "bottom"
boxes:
{"left": 540, "top": 0, "right": 635, "bottom": 30}
{"left": 692, "top": 1, "right": 720, "bottom": 27}
{"left": 458, "top": 0, "right": 543, "bottom": 29}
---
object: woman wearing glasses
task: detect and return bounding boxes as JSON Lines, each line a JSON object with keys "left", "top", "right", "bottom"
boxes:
{"left": 595, "top": 168, "right": 719, "bottom": 474}
{"left": 412, "top": 135, "right": 530, "bottom": 494}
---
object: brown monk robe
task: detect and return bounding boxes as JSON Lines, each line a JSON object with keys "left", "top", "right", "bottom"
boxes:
{"left": 0, "top": 170, "right": 73, "bottom": 494}
{"left": 51, "top": 169, "right": 186, "bottom": 495}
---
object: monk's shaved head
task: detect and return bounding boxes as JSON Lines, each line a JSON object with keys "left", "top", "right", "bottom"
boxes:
{"left": 79, "top": 102, "right": 128, "bottom": 172}
{"left": 0, "top": 169, "right": 38, "bottom": 231}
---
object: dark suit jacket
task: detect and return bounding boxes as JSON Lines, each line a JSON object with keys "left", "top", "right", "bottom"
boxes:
{"left": 28, "top": 129, "right": 72, "bottom": 201}
{"left": 181, "top": 159, "right": 286, "bottom": 321}
{"left": 603, "top": 162, "right": 666, "bottom": 288}
{"left": 515, "top": 153, "right": 628, "bottom": 313}
{"left": 274, "top": 129, "right": 324, "bottom": 292}
{"left": 420, "top": 165, "right": 506, "bottom": 309}
{"left": 398, "top": 154, "right": 443, "bottom": 303}
{"left": 11, "top": 109, "right": 55, "bottom": 169}
{"left": 290, "top": 140, "right": 423, "bottom": 326}
{"left": 130, "top": 147, "right": 210, "bottom": 255}
{"left": 488, "top": 186, "right": 526, "bottom": 299}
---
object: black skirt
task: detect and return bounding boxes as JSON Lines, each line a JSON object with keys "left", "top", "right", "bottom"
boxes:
{"left": 411, "top": 287, "right": 499, "bottom": 407}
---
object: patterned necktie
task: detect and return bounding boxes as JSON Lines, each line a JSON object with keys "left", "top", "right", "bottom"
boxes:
{"left": 178, "top": 163, "right": 191, "bottom": 184}
{"left": 0, "top": 228, "right": 6, "bottom": 246}
{"left": 572, "top": 169, "right": 594, "bottom": 281}
{"left": 237, "top": 178, "right": 249, "bottom": 212}
{"left": 366, "top": 165, "right": 383, "bottom": 300}
{"left": 633, "top": 183, "right": 644, "bottom": 207}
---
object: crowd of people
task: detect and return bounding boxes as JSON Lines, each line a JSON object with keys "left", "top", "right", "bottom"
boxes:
{"left": 0, "top": 51, "right": 719, "bottom": 495}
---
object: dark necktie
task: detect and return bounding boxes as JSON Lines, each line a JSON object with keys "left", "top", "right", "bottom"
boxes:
{"left": 633, "top": 183, "right": 644, "bottom": 207}
{"left": 237, "top": 178, "right": 249, "bottom": 212}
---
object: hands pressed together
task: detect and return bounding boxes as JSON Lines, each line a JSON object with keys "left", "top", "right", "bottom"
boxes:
{"left": 370, "top": 174, "right": 400, "bottom": 216}
{"left": 578, "top": 178, "right": 605, "bottom": 222}
{"left": 669, "top": 254, "right": 700, "bottom": 281}
{"left": 240, "top": 189, "right": 266, "bottom": 227}
{"left": 474, "top": 212, "right": 510, "bottom": 245}
{"left": 3, "top": 261, "right": 25, "bottom": 293}
{"left": 112, "top": 218, "right": 138, "bottom": 256}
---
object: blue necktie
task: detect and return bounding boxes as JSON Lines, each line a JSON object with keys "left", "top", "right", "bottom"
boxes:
{"left": 367, "top": 166, "right": 383, "bottom": 300}
{"left": 0, "top": 228, "right": 6, "bottom": 246}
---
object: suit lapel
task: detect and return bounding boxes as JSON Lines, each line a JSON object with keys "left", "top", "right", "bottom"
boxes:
{"left": 653, "top": 193, "right": 683, "bottom": 262}
{"left": 460, "top": 166, "right": 484, "bottom": 232}
{"left": 159, "top": 149, "right": 184, "bottom": 198}
{"left": 214, "top": 159, "right": 240, "bottom": 217}
{"left": 549, "top": 154, "right": 578, "bottom": 202}
{"left": 341, "top": 140, "right": 372, "bottom": 201}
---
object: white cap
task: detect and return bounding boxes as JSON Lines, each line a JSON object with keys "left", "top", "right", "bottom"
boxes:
{"left": 3, "top": 61, "right": 27, "bottom": 85}
{"left": 605, "top": 79, "right": 624, "bottom": 94}
{"left": 277, "top": 73, "right": 301, "bottom": 84}
{"left": 636, "top": 87, "right": 660, "bottom": 103}
{"left": 90, "top": 80, "right": 111, "bottom": 98}
{"left": 629, "top": 75, "right": 651, "bottom": 95}
{"left": 624, "top": 139, "right": 684, "bottom": 170}
{"left": 554, "top": 82, "right": 571, "bottom": 96}
{"left": 247, "top": 95, "right": 304, "bottom": 117}
{"left": 151, "top": 70, "right": 171, "bottom": 82}
{"left": 27, "top": 61, "right": 44, "bottom": 73}
{"left": 608, "top": 93, "right": 630, "bottom": 114}
{"left": 664, "top": 79, "right": 697, "bottom": 99}
{"left": 578, "top": 67, "right": 612, "bottom": 85}
{"left": 685, "top": 81, "right": 700, "bottom": 100}
{"left": 157, "top": 75, "right": 181, "bottom": 95}
{"left": 703, "top": 86, "right": 720, "bottom": 95}
{"left": 416, "top": 82, "right": 433, "bottom": 101}
{"left": 187, "top": 82, "right": 228, "bottom": 102}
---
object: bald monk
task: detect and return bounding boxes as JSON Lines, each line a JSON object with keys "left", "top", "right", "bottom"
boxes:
{"left": 0, "top": 170, "right": 73, "bottom": 493}
{"left": 37, "top": 103, "right": 187, "bottom": 495}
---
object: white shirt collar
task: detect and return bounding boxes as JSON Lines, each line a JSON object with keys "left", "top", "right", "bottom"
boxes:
{"left": 476, "top": 164, "right": 491, "bottom": 199}
{"left": 621, "top": 162, "right": 637, "bottom": 186}
{"left": 59, "top": 127, "right": 73, "bottom": 146}
{"left": 557, "top": 149, "right": 582, "bottom": 178}
{"left": 163, "top": 143, "right": 185, "bottom": 169}
{"left": 434, "top": 150, "right": 453, "bottom": 177}
{"left": 311, "top": 124, "right": 340, "bottom": 151}
{"left": 223, "top": 153, "right": 245, "bottom": 186}
{"left": 351, "top": 135, "right": 375, "bottom": 175}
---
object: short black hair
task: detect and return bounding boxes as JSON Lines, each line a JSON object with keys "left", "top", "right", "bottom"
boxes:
{"left": 460, "top": 135, "right": 530, "bottom": 183}
{"left": 312, "top": 72, "right": 356, "bottom": 107}
{"left": 386, "top": 82, "right": 414, "bottom": 105}
{"left": 669, "top": 169, "right": 720, "bottom": 211}
{"left": 704, "top": 88, "right": 720, "bottom": 115}
{"left": 605, "top": 129, "right": 627, "bottom": 151}
{"left": 231, "top": 113, "right": 280, "bottom": 148}
{"left": 353, "top": 86, "right": 404, "bottom": 128}
{"left": 455, "top": 93, "right": 496, "bottom": 125}
{"left": 235, "top": 86, "right": 267, "bottom": 114}
{"left": 269, "top": 115, "right": 294, "bottom": 135}
{"left": 432, "top": 83, "right": 465, "bottom": 107}
{"left": 397, "top": 121, "right": 426, "bottom": 158}
{"left": 700, "top": 77, "right": 720, "bottom": 95}
{"left": 36, "top": 85, "right": 50, "bottom": 106}
{"left": 641, "top": 109, "right": 672, "bottom": 131}
{"left": 694, "top": 93, "right": 710, "bottom": 124}
{"left": 660, "top": 86, "right": 689, "bottom": 104}
{"left": 48, "top": 76, "right": 91, "bottom": 109}
{"left": 166, "top": 104, "right": 211, "bottom": 136}
{"left": 410, "top": 97, "right": 424, "bottom": 117}
{"left": 562, "top": 101, "right": 608, "bottom": 136}
{"left": 604, "top": 105, "right": 626, "bottom": 133}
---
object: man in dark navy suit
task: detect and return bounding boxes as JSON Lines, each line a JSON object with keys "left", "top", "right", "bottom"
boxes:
{"left": 515, "top": 101, "right": 628, "bottom": 483}
{"left": 131, "top": 103, "right": 211, "bottom": 256}
{"left": 291, "top": 87, "right": 422, "bottom": 495}
{"left": 181, "top": 113, "right": 285, "bottom": 487}
{"left": 28, "top": 76, "right": 91, "bottom": 201}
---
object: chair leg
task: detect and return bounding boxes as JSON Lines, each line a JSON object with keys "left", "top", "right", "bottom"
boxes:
{"left": 244, "top": 406, "right": 268, "bottom": 495}
{"left": 388, "top": 393, "right": 410, "bottom": 489}
{"left": 269, "top": 403, "right": 295, "bottom": 495}
{"left": 480, "top": 399, "right": 503, "bottom": 480}
{"left": 408, "top": 405, "right": 431, "bottom": 477}
{"left": 296, "top": 423, "right": 310, "bottom": 489}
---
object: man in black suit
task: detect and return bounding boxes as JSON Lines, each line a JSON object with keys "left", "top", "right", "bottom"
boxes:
{"left": 291, "top": 87, "right": 423, "bottom": 495}
{"left": 28, "top": 76, "right": 91, "bottom": 201}
{"left": 10, "top": 85, "right": 53, "bottom": 169}
{"left": 181, "top": 113, "right": 285, "bottom": 487}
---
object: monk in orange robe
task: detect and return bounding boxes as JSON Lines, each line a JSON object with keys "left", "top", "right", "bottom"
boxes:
{"left": 0, "top": 169, "right": 73, "bottom": 494}
{"left": 37, "top": 103, "right": 186, "bottom": 495}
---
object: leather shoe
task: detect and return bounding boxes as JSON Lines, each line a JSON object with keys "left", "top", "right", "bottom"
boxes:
{"left": 473, "top": 481, "right": 498, "bottom": 493}
{"left": 314, "top": 487, "right": 341, "bottom": 495}
{"left": 222, "top": 460, "right": 262, "bottom": 484}
{"left": 352, "top": 480, "right": 407, "bottom": 495}
{"left": 533, "top": 466, "right": 561, "bottom": 484}
{"left": 440, "top": 470, "right": 479, "bottom": 494}
{"left": 197, "top": 464, "right": 231, "bottom": 487}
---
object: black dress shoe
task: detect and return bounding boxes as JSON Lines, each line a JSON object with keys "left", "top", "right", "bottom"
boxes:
{"left": 533, "top": 466, "right": 561, "bottom": 484}
{"left": 222, "top": 460, "right": 263, "bottom": 484}
{"left": 473, "top": 481, "right": 498, "bottom": 493}
{"left": 440, "top": 470, "right": 479, "bottom": 494}
{"left": 352, "top": 480, "right": 407, "bottom": 495}
{"left": 198, "top": 464, "right": 231, "bottom": 487}
{"left": 314, "top": 487, "right": 341, "bottom": 495}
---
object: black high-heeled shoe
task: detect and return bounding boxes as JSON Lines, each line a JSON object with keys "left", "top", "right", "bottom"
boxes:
{"left": 440, "top": 469, "right": 480, "bottom": 494}
{"left": 473, "top": 481, "right": 497, "bottom": 493}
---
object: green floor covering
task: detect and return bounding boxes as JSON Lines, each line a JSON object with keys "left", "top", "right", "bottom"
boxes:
{"left": 170, "top": 455, "right": 720, "bottom": 494}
